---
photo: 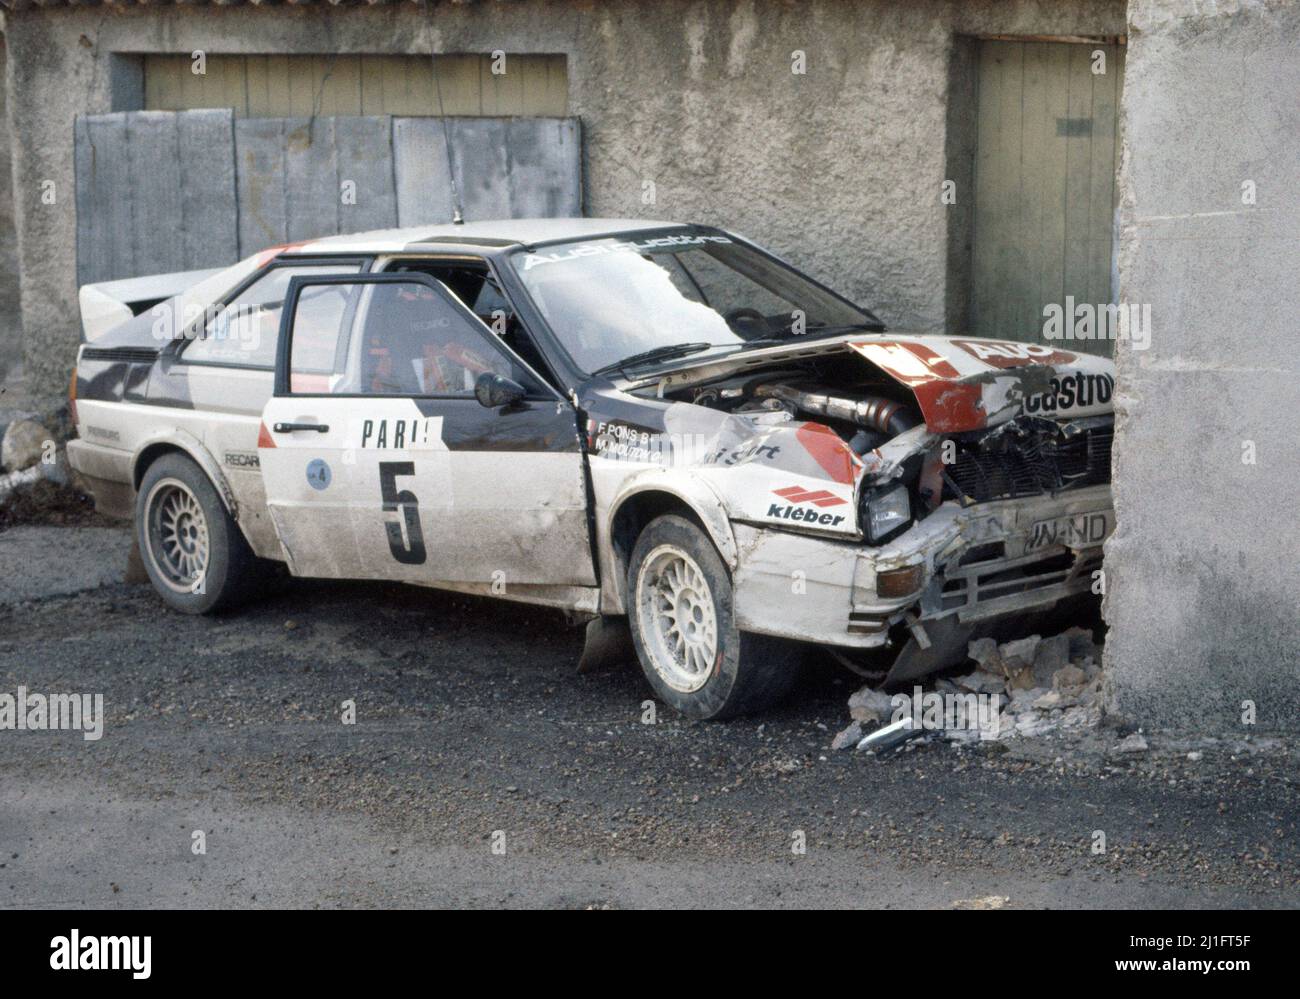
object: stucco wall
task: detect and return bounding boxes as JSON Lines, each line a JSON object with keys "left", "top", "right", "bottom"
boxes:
{"left": 0, "top": 33, "right": 20, "bottom": 383}
{"left": 4, "top": 0, "right": 1124, "bottom": 398}
{"left": 1106, "top": 0, "right": 1300, "bottom": 731}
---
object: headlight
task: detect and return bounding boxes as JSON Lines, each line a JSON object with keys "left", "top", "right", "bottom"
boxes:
{"left": 863, "top": 484, "right": 911, "bottom": 543}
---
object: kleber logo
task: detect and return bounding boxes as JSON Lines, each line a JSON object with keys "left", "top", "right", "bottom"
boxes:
{"left": 771, "top": 486, "right": 846, "bottom": 508}
{"left": 767, "top": 486, "right": 848, "bottom": 527}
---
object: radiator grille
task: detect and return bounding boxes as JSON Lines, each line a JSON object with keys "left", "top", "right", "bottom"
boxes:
{"left": 946, "top": 418, "right": 1112, "bottom": 503}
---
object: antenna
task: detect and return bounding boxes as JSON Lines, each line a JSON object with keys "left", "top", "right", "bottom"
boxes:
{"left": 426, "top": 3, "right": 465, "bottom": 225}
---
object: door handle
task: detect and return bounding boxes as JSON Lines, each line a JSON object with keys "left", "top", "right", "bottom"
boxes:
{"left": 273, "top": 422, "right": 330, "bottom": 433}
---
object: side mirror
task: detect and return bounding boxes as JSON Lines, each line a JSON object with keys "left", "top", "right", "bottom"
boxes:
{"left": 475, "top": 372, "right": 527, "bottom": 410}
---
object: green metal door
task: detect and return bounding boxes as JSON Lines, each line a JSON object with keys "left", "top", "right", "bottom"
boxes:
{"left": 970, "top": 40, "right": 1124, "bottom": 356}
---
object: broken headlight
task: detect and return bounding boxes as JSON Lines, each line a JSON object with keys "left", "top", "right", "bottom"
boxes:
{"left": 862, "top": 483, "right": 911, "bottom": 544}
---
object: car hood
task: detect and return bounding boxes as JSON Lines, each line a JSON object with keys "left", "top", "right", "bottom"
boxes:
{"left": 643, "top": 332, "right": 1116, "bottom": 433}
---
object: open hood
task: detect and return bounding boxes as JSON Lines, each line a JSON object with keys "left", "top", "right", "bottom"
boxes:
{"left": 845, "top": 336, "right": 1116, "bottom": 432}
{"left": 647, "top": 333, "right": 1116, "bottom": 434}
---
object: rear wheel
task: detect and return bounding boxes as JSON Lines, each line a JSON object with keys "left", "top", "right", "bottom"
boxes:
{"left": 135, "top": 452, "right": 260, "bottom": 614}
{"left": 627, "top": 514, "right": 800, "bottom": 719}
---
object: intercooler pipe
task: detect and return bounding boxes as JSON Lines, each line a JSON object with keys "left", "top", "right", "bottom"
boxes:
{"left": 755, "top": 383, "right": 919, "bottom": 437}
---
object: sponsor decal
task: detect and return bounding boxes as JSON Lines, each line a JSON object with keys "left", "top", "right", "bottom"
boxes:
{"left": 358, "top": 417, "right": 439, "bottom": 450}
{"left": 767, "top": 485, "right": 848, "bottom": 526}
{"left": 953, "top": 339, "right": 1078, "bottom": 368}
{"left": 521, "top": 233, "right": 732, "bottom": 271}
{"left": 772, "top": 485, "right": 846, "bottom": 508}
{"left": 305, "top": 458, "right": 332, "bottom": 491}
{"left": 795, "top": 422, "right": 861, "bottom": 484}
{"left": 1022, "top": 372, "right": 1114, "bottom": 414}
{"left": 224, "top": 450, "right": 260, "bottom": 469}
{"left": 703, "top": 441, "right": 781, "bottom": 466}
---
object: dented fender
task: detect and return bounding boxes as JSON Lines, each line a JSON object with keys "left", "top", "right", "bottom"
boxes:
{"left": 596, "top": 466, "right": 738, "bottom": 615}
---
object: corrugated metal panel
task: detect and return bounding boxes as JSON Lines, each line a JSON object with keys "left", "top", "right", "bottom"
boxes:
{"left": 393, "top": 116, "right": 581, "bottom": 227}
{"left": 76, "top": 110, "right": 582, "bottom": 283}
{"left": 74, "top": 109, "right": 238, "bottom": 285}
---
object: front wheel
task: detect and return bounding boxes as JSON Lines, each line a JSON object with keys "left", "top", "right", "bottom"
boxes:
{"left": 627, "top": 514, "right": 800, "bottom": 719}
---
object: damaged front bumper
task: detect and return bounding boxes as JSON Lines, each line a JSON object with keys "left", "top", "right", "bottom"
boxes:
{"left": 731, "top": 483, "right": 1111, "bottom": 668}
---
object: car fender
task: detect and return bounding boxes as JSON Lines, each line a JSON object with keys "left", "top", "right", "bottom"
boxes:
{"left": 132, "top": 429, "right": 239, "bottom": 520}
{"left": 598, "top": 467, "right": 738, "bottom": 616}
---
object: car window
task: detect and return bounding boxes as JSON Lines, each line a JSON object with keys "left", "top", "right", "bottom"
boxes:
{"left": 183, "top": 263, "right": 362, "bottom": 368}
{"left": 511, "top": 233, "right": 878, "bottom": 373}
{"left": 286, "top": 278, "right": 539, "bottom": 397}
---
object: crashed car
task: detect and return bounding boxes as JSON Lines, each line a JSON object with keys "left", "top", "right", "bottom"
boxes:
{"left": 67, "top": 219, "right": 1115, "bottom": 718}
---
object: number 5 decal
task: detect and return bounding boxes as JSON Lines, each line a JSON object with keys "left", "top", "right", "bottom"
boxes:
{"left": 379, "top": 461, "right": 427, "bottom": 565}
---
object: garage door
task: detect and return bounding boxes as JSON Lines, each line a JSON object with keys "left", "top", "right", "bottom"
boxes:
{"left": 143, "top": 54, "right": 568, "bottom": 117}
{"left": 969, "top": 40, "right": 1125, "bottom": 356}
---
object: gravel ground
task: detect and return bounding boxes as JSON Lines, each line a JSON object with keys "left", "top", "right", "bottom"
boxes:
{"left": 0, "top": 525, "right": 1295, "bottom": 909}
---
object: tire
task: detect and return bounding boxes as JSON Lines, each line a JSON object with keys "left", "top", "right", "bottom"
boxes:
{"left": 135, "top": 452, "right": 261, "bottom": 614}
{"left": 627, "top": 514, "right": 801, "bottom": 719}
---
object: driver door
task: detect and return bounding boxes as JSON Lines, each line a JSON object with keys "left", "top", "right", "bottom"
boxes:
{"left": 258, "top": 272, "right": 596, "bottom": 593}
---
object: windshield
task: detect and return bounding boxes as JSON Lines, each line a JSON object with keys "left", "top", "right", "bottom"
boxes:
{"left": 509, "top": 231, "right": 880, "bottom": 374}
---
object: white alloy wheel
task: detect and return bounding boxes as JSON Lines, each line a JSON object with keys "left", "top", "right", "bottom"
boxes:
{"left": 634, "top": 543, "right": 720, "bottom": 692}
{"left": 144, "top": 476, "right": 211, "bottom": 593}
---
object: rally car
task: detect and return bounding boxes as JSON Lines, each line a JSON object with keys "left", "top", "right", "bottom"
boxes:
{"left": 67, "top": 219, "right": 1115, "bottom": 719}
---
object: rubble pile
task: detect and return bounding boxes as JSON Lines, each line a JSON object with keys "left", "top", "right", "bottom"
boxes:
{"left": 0, "top": 411, "right": 73, "bottom": 508}
{"left": 836, "top": 627, "right": 1106, "bottom": 750}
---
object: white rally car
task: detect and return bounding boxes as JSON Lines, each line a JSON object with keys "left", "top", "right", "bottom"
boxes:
{"left": 68, "top": 219, "right": 1115, "bottom": 718}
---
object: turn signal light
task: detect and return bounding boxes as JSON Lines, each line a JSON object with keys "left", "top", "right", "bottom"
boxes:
{"left": 876, "top": 564, "right": 924, "bottom": 598}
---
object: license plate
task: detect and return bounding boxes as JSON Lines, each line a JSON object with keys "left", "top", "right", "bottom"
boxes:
{"left": 1025, "top": 509, "right": 1113, "bottom": 551}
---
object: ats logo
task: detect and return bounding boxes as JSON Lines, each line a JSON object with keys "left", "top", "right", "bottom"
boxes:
{"left": 768, "top": 485, "right": 848, "bottom": 527}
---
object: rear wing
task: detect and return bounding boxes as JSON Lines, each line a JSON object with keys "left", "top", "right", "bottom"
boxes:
{"left": 78, "top": 267, "right": 225, "bottom": 343}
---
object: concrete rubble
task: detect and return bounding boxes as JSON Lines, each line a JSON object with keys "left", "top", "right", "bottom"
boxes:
{"left": 0, "top": 406, "right": 74, "bottom": 509}
{"left": 1, "top": 417, "right": 51, "bottom": 472}
{"left": 837, "top": 626, "right": 1108, "bottom": 751}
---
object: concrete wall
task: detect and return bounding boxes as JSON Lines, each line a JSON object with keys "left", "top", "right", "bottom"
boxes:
{"left": 0, "top": 32, "right": 21, "bottom": 383}
{"left": 1106, "top": 0, "right": 1300, "bottom": 732}
{"left": 3, "top": 0, "right": 1124, "bottom": 398}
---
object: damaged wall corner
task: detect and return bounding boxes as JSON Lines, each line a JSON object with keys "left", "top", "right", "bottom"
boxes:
{"left": 1104, "top": 0, "right": 1300, "bottom": 734}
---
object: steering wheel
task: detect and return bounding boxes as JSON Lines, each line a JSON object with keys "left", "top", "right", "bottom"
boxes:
{"left": 725, "top": 307, "right": 765, "bottom": 329}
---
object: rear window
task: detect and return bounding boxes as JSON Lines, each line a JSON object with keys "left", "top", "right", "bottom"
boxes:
{"left": 181, "top": 263, "right": 363, "bottom": 368}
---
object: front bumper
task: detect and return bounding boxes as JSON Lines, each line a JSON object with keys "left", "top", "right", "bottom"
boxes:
{"left": 731, "top": 484, "right": 1111, "bottom": 649}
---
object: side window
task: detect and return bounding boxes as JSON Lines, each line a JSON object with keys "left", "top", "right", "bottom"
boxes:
{"left": 183, "top": 263, "right": 362, "bottom": 368}
{"left": 287, "top": 278, "right": 540, "bottom": 397}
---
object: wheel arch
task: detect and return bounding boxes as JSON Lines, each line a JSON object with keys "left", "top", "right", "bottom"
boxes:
{"left": 601, "top": 479, "right": 738, "bottom": 616}
{"left": 132, "top": 431, "right": 239, "bottom": 520}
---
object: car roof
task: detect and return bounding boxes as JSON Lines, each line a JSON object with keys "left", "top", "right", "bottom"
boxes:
{"left": 284, "top": 218, "right": 689, "bottom": 255}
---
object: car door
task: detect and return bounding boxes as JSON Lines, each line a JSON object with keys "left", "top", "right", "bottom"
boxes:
{"left": 258, "top": 272, "right": 597, "bottom": 592}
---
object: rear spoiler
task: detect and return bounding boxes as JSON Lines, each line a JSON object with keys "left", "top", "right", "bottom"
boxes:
{"left": 78, "top": 267, "right": 224, "bottom": 343}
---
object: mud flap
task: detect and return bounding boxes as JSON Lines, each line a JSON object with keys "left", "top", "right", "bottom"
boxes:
{"left": 577, "top": 615, "right": 635, "bottom": 674}
{"left": 884, "top": 614, "right": 975, "bottom": 686}
{"left": 125, "top": 536, "right": 149, "bottom": 585}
